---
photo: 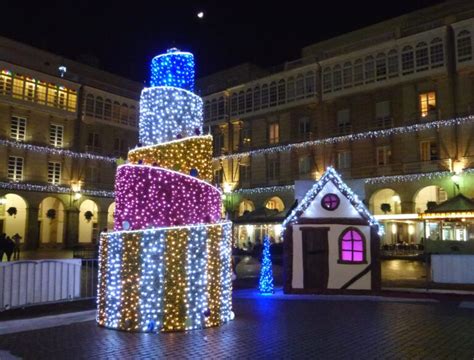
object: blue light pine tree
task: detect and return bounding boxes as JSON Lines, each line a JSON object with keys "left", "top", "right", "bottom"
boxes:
{"left": 259, "top": 235, "right": 274, "bottom": 294}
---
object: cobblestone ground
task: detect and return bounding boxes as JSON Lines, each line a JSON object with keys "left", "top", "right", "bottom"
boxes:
{"left": 0, "top": 297, "right": 473, "bottom": 359}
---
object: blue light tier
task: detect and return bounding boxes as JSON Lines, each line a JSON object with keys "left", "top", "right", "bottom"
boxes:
{"left": 150, "top": 48, "right": 195, "bottom": 91}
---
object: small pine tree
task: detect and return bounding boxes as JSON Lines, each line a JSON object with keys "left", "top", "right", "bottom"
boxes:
{"left": 259, "top": 235, "right": 274, "bottom": 294}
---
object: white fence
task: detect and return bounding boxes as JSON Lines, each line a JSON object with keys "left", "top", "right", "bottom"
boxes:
{"left": 0, "top": 259, "right": 81, "bottom": 310}
{"left": 431, "top": 255, "right": 474, "bottom": 284}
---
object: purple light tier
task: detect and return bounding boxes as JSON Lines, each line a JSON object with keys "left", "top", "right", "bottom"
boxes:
{"left": 113, "top": 164, "right": 222, "bottom": 230}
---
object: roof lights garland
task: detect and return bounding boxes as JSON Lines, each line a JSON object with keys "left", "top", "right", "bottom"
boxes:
{"left": 365, "top": 167, "right": 474, "bottom": 184}
{"left": 233, "top": 185, "right": 294, "bottom": 194}
{"left": 0, "top": 181, "right": 114, "bottom": 197}
{"left": 0, "top": 139, "right": 117, "bottom": 163}
{"left": 215, "top": 115, "right": 474, "bottom": 161}
{"left": 283, "top": 167, "right": 382, "bottom": 235}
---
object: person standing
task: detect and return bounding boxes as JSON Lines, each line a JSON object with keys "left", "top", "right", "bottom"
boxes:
{"left": 0, "top": 233, "right": 6, "bottom": 262}
{"left": 12, "top": 233, "right": 21, "bottom": 260}
{"left": 4, "top": 235, "right": 14, "bottom": 262}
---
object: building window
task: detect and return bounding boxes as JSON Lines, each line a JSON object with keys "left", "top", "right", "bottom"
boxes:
{"left": 253, "top": 86, "right": 261, "bottom": 110}
{"left": 48, "top": 162, "right": 61, "bottom": 184}
{"left": 241, "top": 124, "right": 251, "bottom": 148}
{"left": 375, "top": 101, "right": 391, "bottom": 128}
{"left": 114, "top": 138, "right": 127, "bottom": 156}
{"left": 299, "top": 117, "right": 311, "bottom": 140}
{"left": 230, "top": 93, "right": 238, "bottom": 115}
{"left": 217, "top": 97, "right": 225, "bottom": 118}
{"left": 419, "top": 92, "right": 436, "bottom": 118}
{"left": 364, "top": 56, "right": 375, "bottom": 83}
{"left": 121, "top": 104, "right": 129, "bottom": 124}
{"left": 86, "top": 166, "right": 99, "bottom": 183}
{"left": 321, "top": 193, "right": 340, "bottom": 211}
{"left": 95, "top": 96, "right": 104, "bottom": 119}
{"left": 10, "top": 116, "right": 27, "bottom": 141}
{"left": 213, "top": 168, "right": 223, "bottom": 185}
{"left": 457, "top": 30, "right": 472, "bottom": 63}
{"left": 295, "top": 75, "right": 304, "bottom": 99}
{"left": 204, "top": 101, "right": 211, "bottom": 121}
{"left": 353, "top": 59, "right": 364, "bottom": 85}
{"left": 87, "top": 132, "right": 101, "bottom": 150}
{"left": 305, "top": 71, "right": 315, "bottom": 96}
{"left": 268, "top": 122, "right": 279, "bottom": 144}
{"left": 245, "top": 89, "right": 253, "bottom": 113}
{"left": 430, "top": 38, "right": 444, "bottom": 68}
{"left": 128, "top": 106, "right": 137, "bottom": 127}
{"left": 239, "top": 163, "right": 251, "bottom": 183}
{"left": 401, "top": 46, "right": 414, "bottom": 75}
{"left": 420, "top": 140, "right": 438, "bottom": 161}
{"left": 337, "top": 151, "right": 351, "bottom": 169}
{"left": 343, "top": 62, "right": 352, "bottom": 88}
{"left": 269, "top": 82, "right": 277, "bottom": 106}
{"left": 333, "top": 65, "right": 342, "bottom": 91}
{"left": 278, "top": 79, "right": 286, "bottom": 104}
{"left": 266, "top": 158, "right": 280, "bottom": 181}
{"left": 211, "top": 99, "right": 218, "bottom": 119}
{"left": 286, "top": 78, "right": 295, "bottom": 102}
{"left": 376, "top": 146, "right": 391, "bottom": 166}
{"left": 104, "top": 99, "right": 112, "bottom": 120}
{"left": 415, "top": 42, "right": 429, "bottom": 72}
{"left": 0, "top": 70, "right": 13, "bottom": 95}
{"left": 298, "top": 155, "right": 311, "bottom": 175}
{"left": 339, "top": 228, "right": 366, "bottom": 263}
{"left": 238, "top": 91, "right": 245, "bottom": 114}
{"left": 261, "top": 84, "right": 269, "bottom": 108}
{"left": 8, "top": 156, "right": 24, "bottom": 181}
{"left": 336, "top": 109, "right": 351, "bottom": 134}
{"left": 375, "top": 53, "right": 387, "bottom": 81}
{"left": 322, "top": 68, "right": 332, "bottom": 93}
{"left": 112, "top": 101, "right": 121, "bottom": 122}
{"left": 213, "top": 131, "right": 224, "bottom": 155}
{"left": 387, "top": 50, "right": 399, "bottom": 78}
{"left": 50, "top": 124, "right": 64, "bottom": 147}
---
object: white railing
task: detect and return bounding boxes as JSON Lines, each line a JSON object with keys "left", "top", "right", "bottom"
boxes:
{"left": 0, "top": 259, "right": 82, "bottom": 310}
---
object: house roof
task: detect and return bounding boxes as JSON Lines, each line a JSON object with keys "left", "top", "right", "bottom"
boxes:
{"left": 282, "top": 167, "right": 381, "bottom": 233}
{"left": 425, "top": 193, "right": 474, "bottom": 213}
{"left": 234, "top": 201, "right": 297, "bottom": 224}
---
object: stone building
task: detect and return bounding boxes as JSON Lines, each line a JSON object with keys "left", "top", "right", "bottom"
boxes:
{"left": 198, "top": 1, "right": 474, "bottom": 247}
{"left": 0, "top": 35, "right": 141, "bottom": 250}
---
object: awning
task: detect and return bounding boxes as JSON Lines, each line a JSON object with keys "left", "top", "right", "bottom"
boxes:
{"left": 422, "top": 194, "right": 474, "bottom": 219}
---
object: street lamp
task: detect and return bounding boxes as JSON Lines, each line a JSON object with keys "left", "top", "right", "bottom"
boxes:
{"left": 70, "top": 181, "right": 82, "bottom": 202}
{"left": 0, "top": 196, "right": 7, "bottom": 205}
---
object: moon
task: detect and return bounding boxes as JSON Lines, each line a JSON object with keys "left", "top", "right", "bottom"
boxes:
{"left": 197, "top": 11, "right": 204, "bottom": 19}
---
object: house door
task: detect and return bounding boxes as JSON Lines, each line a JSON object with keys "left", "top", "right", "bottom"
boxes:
{"left": 302, "top": 227, "right": 329, "bottom": 289}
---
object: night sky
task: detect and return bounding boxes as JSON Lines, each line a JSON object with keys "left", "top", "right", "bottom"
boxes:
{"left": 1, "top": 0, "right": 445, "bottom": 83}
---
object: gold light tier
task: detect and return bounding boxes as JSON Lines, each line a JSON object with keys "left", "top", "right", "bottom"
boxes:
{"left": 128, "top": 135, "right": 213, "bottom": 183}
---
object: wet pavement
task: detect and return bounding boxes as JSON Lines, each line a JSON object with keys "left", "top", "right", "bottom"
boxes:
{"left": 0, "top": 294, "right": 473, "bottom": 359}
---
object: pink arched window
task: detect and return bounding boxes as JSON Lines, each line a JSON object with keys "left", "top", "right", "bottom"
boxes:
{"left": 339, "top": 228, "right": 366, "bottom": 263}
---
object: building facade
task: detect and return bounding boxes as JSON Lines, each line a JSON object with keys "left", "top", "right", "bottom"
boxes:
{"left": 0, "top": 36, "right": 141, "bottom": 249}
{"left": 198, "top": 1, "right": 474, "bottom": 247}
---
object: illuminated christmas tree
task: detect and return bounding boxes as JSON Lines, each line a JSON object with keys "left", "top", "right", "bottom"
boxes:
{"left": 97, "top": 48, "right": 233, "bottom": 333}
{"left": 259, "top": 235, "right": 274, "bottom": 294}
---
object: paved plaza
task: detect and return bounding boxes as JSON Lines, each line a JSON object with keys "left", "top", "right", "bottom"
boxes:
{"left": 0, "top": 293, "right": 473, "bottom": 359}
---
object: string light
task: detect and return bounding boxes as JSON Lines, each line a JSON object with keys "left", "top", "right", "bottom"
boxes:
{"left": 233, "top": 184, "right": 294, "bottom": 194}
{"left": 0, "top": 138, "right": 117, "bottom": 163}
{"left": 139, "top": 86, "right": 203, "bottom": 145}
{"left": 215, "top": 115, "right": 474, "bottom": 161}
{"left": 98, "top": 48, "right": 233, "bottom": 333}
{"left": 259, "top": 235, "right": 274, "bottom": 294}
{"left": 365, "top": 168, "right": 474, "bottom": 184}
{"left": 150, "top": 48, "right": 195, "bottom": 91}
{"left": 128, "top": 135, "right": 213, "bottom": 183}
{"left": 0, "top": 181, "right": 114, "bottom": 197}
{"left": 114, "top": 164, "right": 222, "bottom": 230}
{"left": 283, "top": 167, "right": 383, "bottom": 235}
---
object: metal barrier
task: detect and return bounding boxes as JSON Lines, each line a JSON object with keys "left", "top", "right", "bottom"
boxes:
{"left": 0, "top": 259, "right": 98, "bottom": 311}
